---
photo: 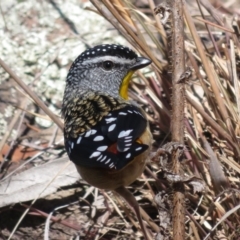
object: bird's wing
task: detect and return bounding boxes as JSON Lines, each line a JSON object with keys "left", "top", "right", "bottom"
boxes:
{"left": 65, "top": 104, "right": 149, "bottom": 170}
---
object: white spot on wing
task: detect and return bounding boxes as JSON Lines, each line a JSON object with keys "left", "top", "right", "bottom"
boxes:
{"left": 119, "top": 112, "right": 127, "bottom": 115}
{"left": 85, "top": 130, "right": 91, "bottom": 137}
{"left": 123, "top": 147, "right": 130, "bottom": 152}
{"left": 108, "top": 124, "right": 116, "bottom": 132}
{"left": 97, "top": 155, "right": 103, "bottom": 161}
{"left": 90, "top": 129, "right": 97, "bottom": 135}
{"left": 94, "top": 136, "right": 104, "bottom": 141}
{"left": 90, "top": 151, "right": 101, "bottom": 158}
{"left": 109, "top": 163, "right": 114, "bottom": 168}
{"left": 100, "top": 156, "right": 107, "bottom": 162}
{"left": 105, "top": 159, "right": 111, "bottom": 164}
{"left": 97, "top": 146, "right": 108, "bottom": 151}
{"left": 136, "top": 147, "right": 142, "bottom": 151}
{"left": 125, "top": 136, "right": 132, "bottom": 139}
{"left": 71, "top": 142, "right": 74, "bottom": 149}
{"left": 126, "top": 153, "right": 131, "bottom": 158}
{"left": 105, "top": 117, "right": 116, "bottom": 123}
{"left": 118, "top": 130, "right": 133, "bottom": 138}
{"left": 77, "top": 136, "right": 82, "bottom": 144}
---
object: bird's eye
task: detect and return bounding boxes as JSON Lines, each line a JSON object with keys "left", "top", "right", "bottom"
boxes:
{"left": 102, "top": 61, "right": 114, "bottom": 71}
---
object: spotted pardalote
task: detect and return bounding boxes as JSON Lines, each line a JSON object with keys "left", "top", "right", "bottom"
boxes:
{"left": 62, "top": 44, "right": 152, "bottom": 189}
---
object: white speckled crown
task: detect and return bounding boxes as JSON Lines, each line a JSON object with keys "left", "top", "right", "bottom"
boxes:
{"left": 74, "top": 44, "right": 138, "bottom": 63}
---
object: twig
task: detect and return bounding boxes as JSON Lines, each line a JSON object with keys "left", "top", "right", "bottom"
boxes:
{"left": 0, "top": 58, "right": 64, "bottom": 131}
{"left": 169, "top": 0, "right": 186, "bottom": 239}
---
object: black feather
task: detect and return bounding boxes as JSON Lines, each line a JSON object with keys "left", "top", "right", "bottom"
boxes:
{"left": 65, "top": 105, "right": 148, "bottom": 170}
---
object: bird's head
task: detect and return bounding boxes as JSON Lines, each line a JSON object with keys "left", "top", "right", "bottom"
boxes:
{"left": 64, "top": 44, "right": 152, "bottom": 100}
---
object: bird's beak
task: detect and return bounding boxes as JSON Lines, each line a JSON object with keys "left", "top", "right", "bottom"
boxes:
{"left": 129, "top": 57, "right": 152, "bottom": 71}
{"left": 120, "top": 57, "right": 152, "bottom": 100}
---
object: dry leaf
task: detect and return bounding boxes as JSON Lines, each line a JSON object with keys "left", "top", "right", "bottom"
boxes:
{"left": 0, "top": 157, "right": 79, "bottom": 208}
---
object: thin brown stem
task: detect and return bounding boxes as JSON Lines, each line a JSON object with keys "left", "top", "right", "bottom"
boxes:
{"left": 169, "top": 0, "right": 185, "bottom": 239}
{"left": 0, "top": 58, "right": 64, "bottom": 131}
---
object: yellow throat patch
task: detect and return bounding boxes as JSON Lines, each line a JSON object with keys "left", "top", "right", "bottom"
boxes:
{"left": 119, "top": 70, "right": 134, "bottom": 100}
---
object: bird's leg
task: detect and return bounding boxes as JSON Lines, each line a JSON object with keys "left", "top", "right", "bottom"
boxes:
{"left": 115, "top": 186, "right": 150, "bottom": 240}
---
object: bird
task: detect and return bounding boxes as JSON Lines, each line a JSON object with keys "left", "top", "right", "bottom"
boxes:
{"left": 62, "top": 44, "right": 152, "bottom": 239}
